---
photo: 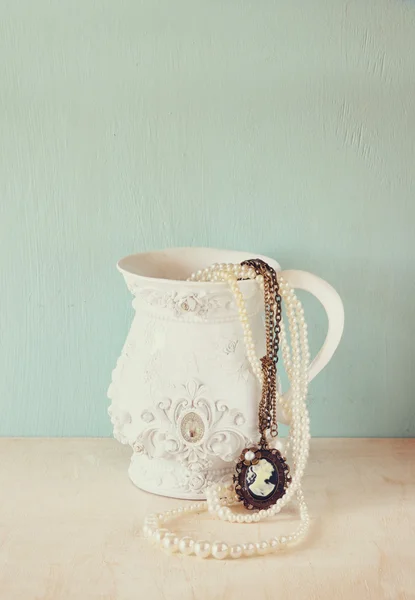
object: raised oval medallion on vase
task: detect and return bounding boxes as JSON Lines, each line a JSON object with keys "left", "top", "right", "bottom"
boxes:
{"left": 180, "top": 411, "right": 205, "bottom": 444}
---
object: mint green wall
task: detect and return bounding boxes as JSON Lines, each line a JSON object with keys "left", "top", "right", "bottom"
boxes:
{"left": 1, "top": 1, "right": 414, "bottom": 437}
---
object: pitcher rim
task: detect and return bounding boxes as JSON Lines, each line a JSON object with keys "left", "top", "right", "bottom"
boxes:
{"left": 117, "top": 247, "right": 282, "bottom": 288}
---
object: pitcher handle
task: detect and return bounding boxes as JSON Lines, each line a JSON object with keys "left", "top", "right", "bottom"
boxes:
{"left": 278, "top": 270, "right": 344, "bottom": 421}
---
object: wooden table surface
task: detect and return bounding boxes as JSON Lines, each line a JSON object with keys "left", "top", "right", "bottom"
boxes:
{"left": 0, "top": 439, "right": 414, "bottom": 600}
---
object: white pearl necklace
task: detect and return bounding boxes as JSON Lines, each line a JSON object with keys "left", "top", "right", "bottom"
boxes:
{"left": 142, "top": 262, "right": 311, "bottom": 559}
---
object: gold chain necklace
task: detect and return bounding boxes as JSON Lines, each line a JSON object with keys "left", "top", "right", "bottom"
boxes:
{"left": 233, "top": 259, "right": 290, "bottom": 511}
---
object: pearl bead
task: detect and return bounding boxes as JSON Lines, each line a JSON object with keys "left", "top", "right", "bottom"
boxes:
{"left": 244, "top": 450, "right": 256, "bottom": 461}
{"left": 269, "top": 538, "right": 280, "bottom": 551}
{"left": 256, "top": 541, "right": 269, "bottom": 555}
{"left": 153, "top": 528, "right": 169, "bottom": 543}
{"left": 178, "top": 537, "right": 194, "bottom": 555}
{"left": 162, "top": 533, "right": 179, "bottom": 553}
{"left": 243, "top": 542, "right": 256, "bottom": 557}
{"left": 217, "top": 507, "right": 228, "bottom": 520}
{"left": 211, "top": 542, "right": 229, "bottom": 560}
{"left": 142, "top": 525, "right": 156, "bottom": 538}
{"left": 194, "top": 540, "right": 211, "bottom": 558}
{"left": 230, "top": 544, "right": 243, "bottom": 559}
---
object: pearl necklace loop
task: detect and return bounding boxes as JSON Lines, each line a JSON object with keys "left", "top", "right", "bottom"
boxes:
{"left": 142, "top": 261, "right": 311, "bottom": 559}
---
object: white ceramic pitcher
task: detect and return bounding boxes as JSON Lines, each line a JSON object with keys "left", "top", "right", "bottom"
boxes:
{"left": 108, "top": 248, "right": 344, "bottom": 499}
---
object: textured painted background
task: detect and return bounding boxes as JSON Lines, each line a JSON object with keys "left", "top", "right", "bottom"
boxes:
{"left": 0, "top": 0, "right": 414, "bottom": 437}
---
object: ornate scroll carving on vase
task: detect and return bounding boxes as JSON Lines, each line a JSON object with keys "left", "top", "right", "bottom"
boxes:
{"left": 133, "top": 379, "right": 252, "bottom": 472}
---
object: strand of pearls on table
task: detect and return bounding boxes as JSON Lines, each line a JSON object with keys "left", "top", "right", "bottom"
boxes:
{"left": 142, "top": 262, "right": 311, "bottom": 559}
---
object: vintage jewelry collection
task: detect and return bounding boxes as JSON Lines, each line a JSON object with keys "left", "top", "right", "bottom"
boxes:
{"left": 142, "top": 259, "right": 311, "bottom": 559}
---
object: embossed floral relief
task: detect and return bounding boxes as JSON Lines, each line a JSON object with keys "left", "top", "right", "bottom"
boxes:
{"left": 122, "top": 272, "right": 263, "bottom": 321}
{"left": 108, "top": 405, "right": 132, "bottom": 445}
{"left": 217, "top": 337, "right": 252, "bottom": 382}
{"left": 137, "top": 288, "right": 233, "bottom": 319}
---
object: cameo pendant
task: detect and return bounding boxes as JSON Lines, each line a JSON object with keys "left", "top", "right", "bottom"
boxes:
{"left": 234, "top": 447, "right": 291, "bottom": 510}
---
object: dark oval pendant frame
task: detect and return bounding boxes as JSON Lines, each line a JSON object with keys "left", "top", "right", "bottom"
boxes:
{"left": 233, "top": 447, "right": 291, "bottom": 510}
